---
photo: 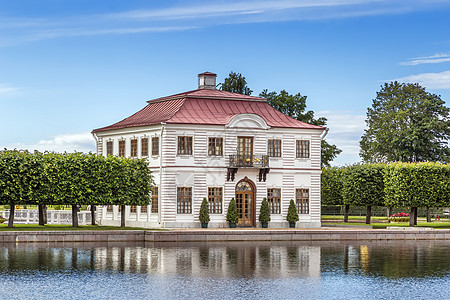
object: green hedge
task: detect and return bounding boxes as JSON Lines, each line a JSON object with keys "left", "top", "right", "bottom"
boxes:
{"left": 384, "top": 162, "right": 450, "bottom": 208}
{"left": 0, "top": 150, "right": 153, "bottom": 207}
{"left": 342, "top": 164, "right": 385, "bottom": 207}
{"left": 321, "top": 167, "right": 344, "bottom": 206}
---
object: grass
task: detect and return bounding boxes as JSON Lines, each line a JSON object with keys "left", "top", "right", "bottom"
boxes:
{"left": 0, "top": 224, "right": 165, "bottom": 231}
{"left": 322, "top": 215, "right": 388, "bottom": 221}
{"left": 372, "top": 222, "right": 450, "bottom": 229}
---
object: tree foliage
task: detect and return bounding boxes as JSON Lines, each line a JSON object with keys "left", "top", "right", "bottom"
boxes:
{"left": 342, "top": 164, "right": 385, "bottom": 207}
{"left": 360, "top": 81, "right": 450, "bottom": 163}
{"left": 0, "top": 150, "right": 152, "bottom": 207}
{"left": 199, "top": 198, "right": 210, "bottom": 223}
{"left": 219, "top": 71, "right": 253, "bottom": 95}
{"left": 321, "top": 167, "right": 345, "bottom": 206}
{"left": 286, "top": 199, "right": 299, "bottom": 223}
{"left": 384, "top": 162, "right": 450, "bottom": 208}
{"left": 258, "top": 198, "right": 271, "bottom": 223}
{"left": 226, "top": 198, "right": 238, "bottom": 223}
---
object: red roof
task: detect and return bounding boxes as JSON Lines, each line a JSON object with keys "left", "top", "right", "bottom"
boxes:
{"left": 93, "top": 89, "right": 325, "bottom": 133}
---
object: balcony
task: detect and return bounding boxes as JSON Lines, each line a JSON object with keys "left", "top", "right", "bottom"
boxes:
{"left": 227, "top": 154, "right": 270, "bottom": 182}
{"left": 228, "top": 154, "right": 269, "bottom": 168}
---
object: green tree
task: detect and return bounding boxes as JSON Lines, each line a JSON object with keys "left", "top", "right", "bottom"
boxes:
{"left": 384, "top": 162, "right": 450, "bottom": 226}
{"left": 259, "top": 198, "right": 271, "bottom": 224}
{"left": 260, "top": 89, "right": 342, "bottom": 167}
{"left": 218, "top": 71, "right": 253, "bottom": 95}
{"left": 342, "top": 164, "right": 385, "bottom": 224}
{"left": 199, "top": 198, "right": 210, "bottom": 224}
{"left": 360, "top": 81, "right": 450, "bottom": 163}
{"left": 321, "top": 167, "right": 351, "bottom": 222}
{"left": 286, "top": 199, "right": 299, "bottom": 225}
{"left": 226, "top": 198, "right": 238, "bottom": 224}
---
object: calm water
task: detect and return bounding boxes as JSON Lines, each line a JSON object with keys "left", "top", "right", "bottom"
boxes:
{"left": 0, "top": 240, "right": 449, "bottom": 299}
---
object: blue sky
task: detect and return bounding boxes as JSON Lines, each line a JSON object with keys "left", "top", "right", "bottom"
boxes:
{"left": 1, "top": 0, "right": 450, "bottom": 165}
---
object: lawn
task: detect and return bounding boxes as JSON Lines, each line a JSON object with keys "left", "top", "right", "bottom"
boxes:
{"left": 372, "top": 222, "right": 450, "bottom": 229}
{"left": 0, "top": 224, "right": 164, "bottom": 231}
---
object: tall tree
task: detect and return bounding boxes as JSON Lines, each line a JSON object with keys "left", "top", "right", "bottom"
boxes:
{"left": 219, "top": 71, "right": 253, "bottom": 95}
{"left": 360, "top": 81, "right": 450, "bottom": 163}
{"left": 260, "top": 89, "right": 342, "bottom": 167}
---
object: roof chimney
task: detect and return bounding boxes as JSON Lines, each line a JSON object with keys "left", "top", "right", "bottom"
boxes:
{"left": 198, "top": 72, "right": 217, "bottom": 90}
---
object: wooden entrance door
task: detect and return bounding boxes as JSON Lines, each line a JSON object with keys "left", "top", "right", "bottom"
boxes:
{"left": 235, "top": 179, "right": 255, "bottom": 227}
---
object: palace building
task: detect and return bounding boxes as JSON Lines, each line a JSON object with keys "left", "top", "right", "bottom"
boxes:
{"left": 92, "top": 72, "right": 326, "bottom": 228}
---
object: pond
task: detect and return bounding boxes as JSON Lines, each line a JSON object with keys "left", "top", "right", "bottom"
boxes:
{"left": 0, "top": 240, "right": 449, "bottom": 299}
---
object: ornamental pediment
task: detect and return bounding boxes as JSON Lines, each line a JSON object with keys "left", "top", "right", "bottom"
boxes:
{"left": 226, "top": 113, "right": 270, "bottom": 130}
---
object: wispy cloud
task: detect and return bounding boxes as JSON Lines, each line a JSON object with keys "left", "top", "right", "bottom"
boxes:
{"left": 6, "top": 132, "right": 96, "bottom": 153}
{"left": 395, "top": 70, "right": 450, "bottom": 89}
{"left": 0, "top": 84, "right": 19, "bottom": 97}
{"left": 1, "top": 0, "right": 449, "bottom": 46}
{"left": 318, "top": 110, "right": 366, "bottom": 165}
{"left": 401, "top": 52, "right": 450, "bottom": 65}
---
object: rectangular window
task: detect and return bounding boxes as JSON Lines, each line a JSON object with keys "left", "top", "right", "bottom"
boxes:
{"left": 141, "top": 138, "right": 149, "bottom": 157}
{"left": 268, "top": 139, "right": 282, "bottom": 157}
{"left": 106, "top": 205, "right": 113, "bottom": 212}
{"left": 141, "top": 205, "right": 147, "bottom": 213}
{"left": 208, "top": 137, "right": 223, "bottom": 156}
{"left": 177, "top": 187, "right": 192, "bottom": 214}
{"left": 296, "top": 140, "right": 310, "bottom": 158}
{"left": 177, "top": 136, "right": 193, "bottom": 155}
{"left": 119, "top": 140, "right": 125, "bottom": 157}
{"left": 152, "top": 137, "right": 159, "bottom": 156}
{"left": 130, "top": 139, "right": 138, "bottom": 157}
{"left": 151, "top": 187, "right": 158, "bottom": 214}
{"left": 208, "top": 187, "right": 222, "bottom": 214}
{"left": 296, "top": 188, "right": 309, "bottom": 214}
{"left": 130, "top": 205, "right": 137, "bottom": 213}
{"left": 267, "top": 188, "right": 281, "bottom": 214}
{"left": 106, "top": 141, "right": 113, "bottom": 156}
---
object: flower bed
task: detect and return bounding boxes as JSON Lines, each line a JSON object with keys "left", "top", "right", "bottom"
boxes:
{"left": 389, "top": 212, "right": 410, "bottom": 222}
{"left": 0, "top": 215, "right": 6, "bottom": 224}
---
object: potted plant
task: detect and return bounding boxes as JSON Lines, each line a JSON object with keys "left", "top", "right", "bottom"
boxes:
{"left": 0, "top": 215, "right": 6, "bottom": 224}
{"left": 286, "top": 199, "right": 299, "bottom": 228}
{"left": 259, "top": 198, "right": 271, "bottom": 228}
{"left": 199, "top": 198, "right": 210, "bottom": 228}
{"left": 226, "top": 198, "right": 238, "bottom": 228}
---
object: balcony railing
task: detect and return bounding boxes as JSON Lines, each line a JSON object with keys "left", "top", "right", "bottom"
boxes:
{"left": 228, "top": 154, "right": 269, "bottom": 168}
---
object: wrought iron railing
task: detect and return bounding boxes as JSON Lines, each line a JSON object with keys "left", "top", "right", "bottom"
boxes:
{"left": 228, "top": 154, "right": 269, "bottom": 168}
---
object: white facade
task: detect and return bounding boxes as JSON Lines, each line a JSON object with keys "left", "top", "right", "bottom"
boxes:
{"left": 93, "top": 73, "right": 325, "bottom": 228}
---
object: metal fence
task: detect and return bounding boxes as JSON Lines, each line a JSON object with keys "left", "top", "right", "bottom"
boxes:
{"left": 1, "top": 209, "right": 94, "bottom": 225}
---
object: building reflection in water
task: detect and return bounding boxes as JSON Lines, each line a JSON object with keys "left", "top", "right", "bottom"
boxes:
{"left": 0, "top": 242, "right": 320, "bottom": 278}
{"left": 1, "top": 240, "right": 449, "bottom": 279}
{"left": 94, "top": 242, "right": 321, "bottom": 278}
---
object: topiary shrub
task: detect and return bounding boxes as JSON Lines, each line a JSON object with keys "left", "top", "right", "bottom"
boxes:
{"left": 199, "top": 198, "right": 210, "bottom": 225}
{"left": 286, "top": 199, "right": 299, "bottom": 226}
{"left": 226, "top": 198, "right": 238, "bottom": 225}
{"left": 259, "top": 198, "right": 271, "bottom": 224}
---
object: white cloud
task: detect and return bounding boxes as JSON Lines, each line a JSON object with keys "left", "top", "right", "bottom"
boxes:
{"left": 401, "top": 52, "right": 450, "bottom": 65}
{"left": 318, "top": 110, "right": 366, "bottom": 165}
{"left": 6, "top": 132, "right": 96, "bottom": 153}
{"left": 395, "top": 70, "right": 450, "bottom": 89}
{"left": 2, "top": 0, "right": 449, "bottom": 46}
{"left": 0, "top": 84, "right": 19, "bottom": 97}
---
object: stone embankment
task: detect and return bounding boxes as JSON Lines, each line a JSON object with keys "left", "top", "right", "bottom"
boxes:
{"left": 1, "top": 228, "right": 450, "bottom": 243}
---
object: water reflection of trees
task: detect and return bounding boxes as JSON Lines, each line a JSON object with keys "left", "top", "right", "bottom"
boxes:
{"left": 320, "top": 240, "right": 450, "bottom": 278}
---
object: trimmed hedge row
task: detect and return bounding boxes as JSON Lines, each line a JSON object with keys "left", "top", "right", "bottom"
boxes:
{"left": 0, "top": 150, "right": 153, "bottom": 226}
{"left": 322, "top": 162, "right": 450, "bottom": 224}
